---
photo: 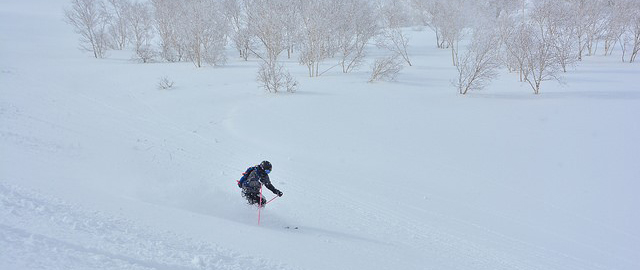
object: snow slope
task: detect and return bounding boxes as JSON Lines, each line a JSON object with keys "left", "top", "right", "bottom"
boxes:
{"left": 0, "top": 183, "right": 289, "bottom": 270}
{"left": 2, "top": 0, "right": 639, "bottom": 269}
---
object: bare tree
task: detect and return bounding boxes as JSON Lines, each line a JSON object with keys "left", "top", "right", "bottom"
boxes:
{"left": 630, "top": 3, "right": 640, "bottom": 63}
{"left": 520, "top": 27, "right": 554, "bottom": 94}
{"left": 531, "top": 0, "right": 577, "bottom": 72}
{"left": 481, "top": 0, "right": 521, "bottom": 19}
{"left": 501, "top": 10, "right": 540, "bottom": 83}
{"left": 377, "top": 28, "right": 412, "bottom": 66}
{"left": 522, "top": 1, "right": 565, "bottom": 95}
{"left": 455, "top": 29, "right": 501, "bottom": 95}
{"left": 608, "top": 0, "right": 640, "bottom": 63}
{"left": 151, "top": 0, "right": 185, "bottom": 62}
{"left": 414, "top": 0, "right": 446, "bottom": 48}
{"left": 377, "top": 0, "right": 413, "bottom": 66}
{"left": 247, "top": 0, "right": 298, "bottom": 91}
{"left": 246, "top": 0, "right": 289, "bottom": 62}
{"left": 223, "top": 0, "right": 258, "bottom": 60}
{"left": 178, "top": 0, "right": 229, "bottom": 67}
{"left": 553, "top": 19, "right": 579, "bottom": 72}
{"left": 335, "top": 0, "right": 379, "bottom": 73}
{"left": 128, "top": 1, "right": 155, "bottom": 62}
{"left": 379, "top": 0, "right": 410, "bottom": 28}
{"left": 297, "top": 0, "right": 337, "bottom": 77}
{"left": 104, "top": 0, "right": 130, "bottom": 50}
{"left": 497, "top": 12, "right": 522, "bottom": 76}
{"left": 567, "top": 0, "right": 607, "bottom": 59}
{"left": 65, "top": 0, "right": 110, "bottom": 58}
{"left": 412, "top": 0, "right": 480, "bottom": 53}
{"left": 440, "top": 0, "right": 470, "bottom": 66}
{"left": 411, "top": 0, "right": 471, "bottom": 65}
{"left": 282, "top": 0, "right": 301, "bottom": 60}
{"left": 602, "top": 2, "right": 624, "bottom": 56}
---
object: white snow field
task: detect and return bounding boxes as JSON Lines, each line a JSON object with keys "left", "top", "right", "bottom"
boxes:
{"left": 2, "top": 0, "right": 639, "bottom": 269}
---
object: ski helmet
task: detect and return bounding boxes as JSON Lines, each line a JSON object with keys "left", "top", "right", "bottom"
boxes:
{"left": 260, "top": 160, "right": 272, "bottom": 172}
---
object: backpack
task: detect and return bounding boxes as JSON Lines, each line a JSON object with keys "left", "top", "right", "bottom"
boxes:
{"left": 237, "top": 166, "right": 257, "bottom": 188}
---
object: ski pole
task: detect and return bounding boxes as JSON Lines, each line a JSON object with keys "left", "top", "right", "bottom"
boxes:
{"left": 265, "top": 195, "right": 279, "bottom": 205}
{"left": 258, "top": 185, "right": 263, "bottom": 225}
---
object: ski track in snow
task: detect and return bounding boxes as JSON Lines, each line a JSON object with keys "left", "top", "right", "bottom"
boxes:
{"left": 0, "top": 183, "right": 290, "bottom": 270}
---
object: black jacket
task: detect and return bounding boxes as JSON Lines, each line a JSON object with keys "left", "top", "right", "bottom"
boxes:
{"left": 241, "top": 166, "right": 279, "bottom": 195}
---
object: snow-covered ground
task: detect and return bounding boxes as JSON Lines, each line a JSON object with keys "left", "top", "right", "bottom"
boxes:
{"left": 2, "top": 0, "right": 639, "bottom": 269}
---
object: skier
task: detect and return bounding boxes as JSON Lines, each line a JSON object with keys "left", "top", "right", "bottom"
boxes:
{"left": 237, "top": 161, "right": 283, "bottom": 206}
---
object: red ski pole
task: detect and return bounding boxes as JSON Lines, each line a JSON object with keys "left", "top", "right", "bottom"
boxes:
{"left": 265, "top": 195, "right": 279, "bottom": 205}
{"left": 258, "top": 185, "right": 263, "bottom": 225}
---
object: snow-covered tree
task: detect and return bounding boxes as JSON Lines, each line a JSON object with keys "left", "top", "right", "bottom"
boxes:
{"left": 65, "top": 0, "right": 110, "bottom": 58}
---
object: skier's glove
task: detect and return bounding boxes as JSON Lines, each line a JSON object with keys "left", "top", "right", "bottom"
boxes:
{"left": 276, "top": 190, "right": 283, "bottom": 197}
{"left": 237, "top": 180, "right": 242, "bottom": 188}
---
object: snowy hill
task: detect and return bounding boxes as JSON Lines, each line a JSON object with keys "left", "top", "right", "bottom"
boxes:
{"left": 0, "top": 183, "right": 288, "bottom": 270}
{"left": 2, "top": 0, "right": 639, "bottom": 269}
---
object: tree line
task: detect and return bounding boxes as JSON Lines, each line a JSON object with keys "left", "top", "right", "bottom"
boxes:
{"left": 65, "top": 0, "right": 640, "bottom": 94}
